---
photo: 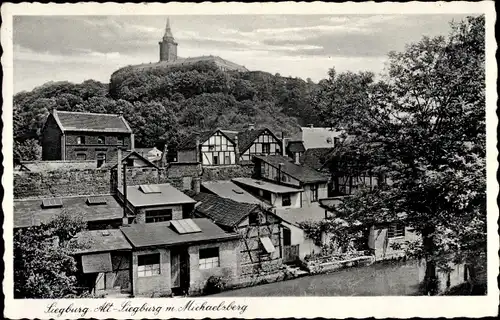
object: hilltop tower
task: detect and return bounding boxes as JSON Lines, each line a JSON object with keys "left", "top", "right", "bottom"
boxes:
{"left": 159, "top": 18, "right": 178, "bottom": 62}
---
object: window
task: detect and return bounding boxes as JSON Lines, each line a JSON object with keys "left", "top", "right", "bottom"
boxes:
{"left": 310, "top": 184, "right": 319, "bottom": 202}
{"left": 281, "top": 174, "right": 287, "bottom": 182}
{"left": 76, "top": 153, "right": 87, "bottom": 160}
{"left": 199, "top": 248, "right": 220, "bottom": 270}
{"left": 388, "top": 223, "right": 405, "bottom": 238}
{"left": 97, "top": 136, "right": 105, "bottom": 144}
{"left": 76, "top": 136, "right": 85, "bottom": 145}
{"left": 213, "top": 155, "right": 219, "bottom": 165}
{"left": 208, "top": 145, "right": 215, "bottom": 151}
{"left": 262, "top": 143, "right": 271, "bottom": 154}
{"left": 138, "top": 254, "right": 160, "bottom": 277}
{"left": 146, "top": 209, "right": 172, "bottom": 223}
{"left": 126, "top": 158, "right": 134, "bottom": 167}
{"left": 117, "top": 136, "right": 125, "bottom": 146}
{"left": 225, "top": 155, "right": 231, "bottom": 164}
{"left": 97, "top": 153, "right": 106, "bottom": 168}
{"left": 282, "top": 193, "right": 291, "bottom": 207}
{"left": 248, "top": 212, "right": 259, "bottom": 225}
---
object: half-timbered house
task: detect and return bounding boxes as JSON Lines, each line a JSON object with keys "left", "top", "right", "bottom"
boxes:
{"left": 176, "top": 129, "right": 238, "bottom": 166}
{"left": 189, "top": 192, "right": 283, "bottom": 276}
{"left": 237, "top": 125, "right": 282, "bottom": 163}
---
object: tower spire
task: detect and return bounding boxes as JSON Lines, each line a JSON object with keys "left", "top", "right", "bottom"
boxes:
{"left": 163, "top": 17, "right": 174, "bottom": 40}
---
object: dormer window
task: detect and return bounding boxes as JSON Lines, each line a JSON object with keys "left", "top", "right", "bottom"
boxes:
{"left": 97, "top": 136, "right": 105, "bottom": 144}
{"left": 76, "top": 136, "right": 85, "bottom": 145}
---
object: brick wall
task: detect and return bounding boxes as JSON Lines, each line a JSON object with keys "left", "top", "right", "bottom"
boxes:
{"left": 65, "top": 133, "right": 131, "bottom": 161}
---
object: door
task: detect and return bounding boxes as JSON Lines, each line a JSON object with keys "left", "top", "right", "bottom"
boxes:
{"left": 282, "top": 227, "right": 299, "bottom": 263}
{"left": 171, "top": 251, "right": 181, "bottom": 288}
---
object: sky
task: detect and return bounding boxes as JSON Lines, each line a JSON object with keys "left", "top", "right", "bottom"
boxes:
{"left": 13, "top": 14, "right": 470, "bottom": 93}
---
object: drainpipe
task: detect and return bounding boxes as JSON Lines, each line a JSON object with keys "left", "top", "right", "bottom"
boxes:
{"left": 278, "top": 163, "right": 283, "bottom": 183}
{"left": 281, "top": 131, "right": 286, "bottom": 157}
{"left": 117, "top": 148, "right": 122, "bottom": 191}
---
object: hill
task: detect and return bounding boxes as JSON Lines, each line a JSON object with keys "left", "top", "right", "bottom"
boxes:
{"left": 14, "top": 61, "right": 320, "bottom": 160}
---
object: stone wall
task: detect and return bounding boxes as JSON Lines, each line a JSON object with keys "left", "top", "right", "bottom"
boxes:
{"left": 14, "top": 162, "right": 203, "bottom": 199}
{"left": 202, "top": 164, "right": 254, "bottom": 181}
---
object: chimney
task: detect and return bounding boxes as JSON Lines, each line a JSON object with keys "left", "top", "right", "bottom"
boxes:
{"left": 278, "top": 163, "right": 284, "bottom": 182}
{"left": 248, "top": 123, "right": 255, "bottom": 131}
{"left": 308, "top": 124, "right": 314, "bottom": 128}
{"left": 130, "top": 134, "right": 135, "bottom": 151}
{"left": 234, "top": 135, "right": 240, "bottom": 164}
{"left": 281, "top": 131, "right": 287, "bottom": 157}
{"left": 195, "top": 134, "right": 201, "bottom": 163}
{"left": 192, "top": 177, "right": 201, "bottom": 194}
{"left": 117, "top": 148, "right": 123, "bottom": 189}
{"left": 294, "top": 152, "right": 300, "bottom": 165}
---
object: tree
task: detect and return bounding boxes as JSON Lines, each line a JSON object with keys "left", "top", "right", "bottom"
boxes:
{"left": 14, "top": 211, "right": 88, "bottom": 298}
{"left": 14, "top": 139, "right": 42, "bottom": 161}
{"left": 319, "top": 15, "right": 485, "bottom": 295}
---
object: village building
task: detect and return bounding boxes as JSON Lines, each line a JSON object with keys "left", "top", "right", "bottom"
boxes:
{"left": 41, "top": 109, "right": 134, "bottom": 163}
{"left": 73, "top": 218, "right": 241, "bottom": 297}
{"left": 14, "top": 194, "right": 124, "bottom": 231}
{"left": 116, "top": 183, "right": 197, "bottom": 224}
{"left": 232, "top": 177, "right": 302, "bottom": 209}
{"left": 295, "top": 125, "right": 342, "bottom": 150}
{"left": 120, "top": 218, "right": 240, "bottom": 296}
{"left": 252, "top": 154, "right": 330, "bottom": 206}
{"left": 237, "top": 125, "right": 283, "bottom": 163}
{"left": 176, "top": 129, "right": 238, "bottom": 166}
{"left": 285, "top": 140, "right": 306, "bottom": 163}
{"left": 188, "top": 192, "right": 283, "bottom": 276}
{"left": 134, "top": 147, "right": 163, "bottom": 163}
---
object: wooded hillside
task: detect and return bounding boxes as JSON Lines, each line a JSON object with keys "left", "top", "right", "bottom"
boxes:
{"left": 14, "top": 61, "right": 320, "bottom": 160}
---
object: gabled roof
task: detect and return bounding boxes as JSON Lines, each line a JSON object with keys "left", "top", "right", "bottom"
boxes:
{"left": 14, "top": 194, "right": 123, "bottom": 228}
{"left": 190, "top": 192, "right": 260, "bottom": 228}
{"left": 103, "top": 150, "right": 159, "bottom": 169}
{"left": 254, "top": 155, "right": 330, "bottom": 184}
{"left": 118, "top": 183, "right": 196, "bottom": 208}
{"left": 301, "top": 147, "right": 334, "bottom": 171}
{"left": 51, "top": 110, "right": 132, "bottom": 133}
{"left": 300, "top": 127, "right": 342, "bottom": 150}
{"left": 177, "top": 129, "right": 236, "bottom": 150}
{"left": 237, "top": 127, "right": 280, "bottom": 153}
{"left": 286, "top": 141, "right": 306, "bottom": 153}
{"left": 120, "top": 218, "right": 238, "bottom": 248}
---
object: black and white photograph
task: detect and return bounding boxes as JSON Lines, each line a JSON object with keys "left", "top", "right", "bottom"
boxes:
{"left": 1, "top": 2, "right": 498, "bottom": 319}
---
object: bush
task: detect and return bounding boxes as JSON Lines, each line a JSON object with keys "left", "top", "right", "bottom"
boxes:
{"left": 204, "top": 275, "right": 226, "bottom": 295}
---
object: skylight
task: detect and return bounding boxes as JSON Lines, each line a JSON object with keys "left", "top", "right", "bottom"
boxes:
{"left": 171, "top": 219, "right": 202, "bottom": 234}
{"left": 42, "top": 198, "right": 63, "bottom": 209}
{"left": 139, "top": 185, "right": 161, "bottom": 194}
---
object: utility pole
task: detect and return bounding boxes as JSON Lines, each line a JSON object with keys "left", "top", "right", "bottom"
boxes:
{"left": 122, "top": 162, "right": 128, "bottom": 225}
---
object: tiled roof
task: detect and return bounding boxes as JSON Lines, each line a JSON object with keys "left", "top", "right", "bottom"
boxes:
{"left": 120, "top": 218, "right": 239, "bottom": 248}
{"left": 54, "top": 110, "right": 132, "bottom": 133}
{"left": 300, "top": 127, "right": 342, "bottom": 149}
{"left": 190, "top": 192, "right": 259, "bottom": 228}
{"left": 14, "top": 195, "right": 123, "bottom": 228}
{"left": 237, "top": 128, "right": 267, "bottom": 153}
{"left": 177, "top": 130, "right": 215, "bottom": 150}
{"left": 73, "top": 229, "right": 132, "bottom": 254}
{"left": 301, "top": 147, "right": 334, "bottom": 171}
{"left": 287, "top": 141, "right": 306, "bottom": 153}
{"left": 254, "top": 155, "right": 330, "bottom": 184}
{"left": 201, "top": 180, "right": 265, "bottom": 205}
{"left": 118, "top": 183, "right": 196, "bottom": 208}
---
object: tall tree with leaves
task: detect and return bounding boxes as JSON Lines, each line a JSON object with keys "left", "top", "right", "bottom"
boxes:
{"left": 319, "top": 15, "right": 485, "bottom": 295}
{"left": 14, "top": 211, "right": 88, "bottom": 298}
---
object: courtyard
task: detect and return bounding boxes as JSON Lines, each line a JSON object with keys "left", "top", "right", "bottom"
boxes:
{"left": 211, "top": 260, "right": 421, "bottom": 297}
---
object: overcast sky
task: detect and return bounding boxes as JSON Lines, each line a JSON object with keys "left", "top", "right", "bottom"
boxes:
{"left": 13, "top": 14, "right": 470, "bottom": 93}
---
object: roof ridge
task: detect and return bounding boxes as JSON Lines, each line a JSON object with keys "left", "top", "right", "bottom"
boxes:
{"left": 56, "top": 110, "right": 124, "bottom": 117}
